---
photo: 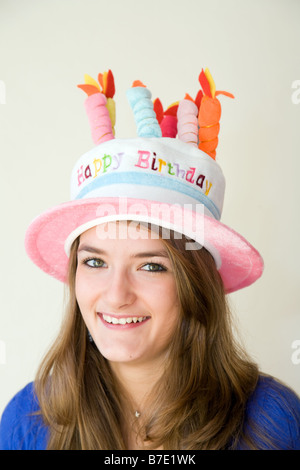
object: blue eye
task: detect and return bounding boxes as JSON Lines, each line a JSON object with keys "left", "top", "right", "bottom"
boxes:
{"left": 84, "top": 258, "right": 106, "bottom": 268}
{"left": 141, "top": 263, "right": 166, "bottom": 272}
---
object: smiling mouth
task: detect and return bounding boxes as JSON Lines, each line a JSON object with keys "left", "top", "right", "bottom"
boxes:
{"left": 99, "top": 313, "right": 149, "bottom": 326}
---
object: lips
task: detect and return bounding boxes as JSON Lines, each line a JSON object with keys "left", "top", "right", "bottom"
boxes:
{"left": 97, "top": 312, "right": 150, "bottom": 328}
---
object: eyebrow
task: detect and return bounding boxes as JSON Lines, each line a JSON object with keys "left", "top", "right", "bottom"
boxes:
{"left": 77, "top": 244, "right": 169, "bottom": 259}
{"left": 77, "top": 245, "right": 105, "bottom": 255}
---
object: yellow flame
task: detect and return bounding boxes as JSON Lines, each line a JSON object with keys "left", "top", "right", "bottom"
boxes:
{"left": 84, "top": 74, "right": 101, "bottom": 91}
{"left": 106, "top": 98, "right": 116, "bottom": 130}
{"left": 204, "top": 68, "right": 216, "bottom": 99}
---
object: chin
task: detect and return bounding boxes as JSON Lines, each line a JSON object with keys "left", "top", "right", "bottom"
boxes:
{"left": 96, "top": 344, "right": 142, "bottom": 364}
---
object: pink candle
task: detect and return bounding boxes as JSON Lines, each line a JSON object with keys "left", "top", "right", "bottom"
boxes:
{"left": 177, "top": 98, "right": 199, "bottom": 146}
{"left": 78, "top": 70, "right": 116, "bottom": 145}
{"left": 153, "top": 98, "right": 178, "bottom": 138}
{"left": 84, "top": 93, "right": 114, "bottom": 144}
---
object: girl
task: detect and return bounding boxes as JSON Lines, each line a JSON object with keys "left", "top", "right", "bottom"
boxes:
{"left": 1, "top": 71, "right": 299, "bottom": 450}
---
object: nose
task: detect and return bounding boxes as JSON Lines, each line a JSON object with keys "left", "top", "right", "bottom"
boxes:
{"left": 102, "top": 267, "right": 136, "bottom": 310}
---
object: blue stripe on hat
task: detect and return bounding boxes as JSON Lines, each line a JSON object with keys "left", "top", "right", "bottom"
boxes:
{"left": 75, "top": 171, "right": 221, "bottom": 220}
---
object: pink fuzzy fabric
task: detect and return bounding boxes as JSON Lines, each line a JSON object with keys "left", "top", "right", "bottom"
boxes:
{"left": 85, "top": 93, "right": 114, "bottom": 144}
{"left": 25, "top": 197, "right": 263, "bottom": 293}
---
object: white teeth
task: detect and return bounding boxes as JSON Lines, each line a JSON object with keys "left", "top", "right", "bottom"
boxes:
{"left": 102, "top": 314, "right": 147, "bottom": 325}
{"left": 103, "top": 315, "right": 112, "bottom": 323}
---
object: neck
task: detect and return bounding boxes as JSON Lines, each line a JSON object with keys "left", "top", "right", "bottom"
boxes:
{"left": 108, "top": 358, "right": 167, "bottom": 450}
{"left": 109, "top": 357, "right": 165, "bottom": 412}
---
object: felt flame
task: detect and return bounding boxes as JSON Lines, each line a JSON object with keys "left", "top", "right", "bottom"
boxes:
{"left": 132, "top": 80, "right": 146, "bottom": 88}
{"left": 78, "top": 70, "right": 116, "bottom": 98}
{"left": 198, "top": 68, "right": 234, "bottom": 100}
{"left": 98, "top": 70, "right": 116, "bottom": 98}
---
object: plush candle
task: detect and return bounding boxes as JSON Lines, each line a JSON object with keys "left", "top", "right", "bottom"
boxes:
{"left": 153, "top": 98, "right": 178, "bottom": 138}
{"left": 197, "top": 68, "right": 234, "bottom": 160}
{"left": 78, "top": 70, "right": 116, "bottom": 144}
{"left": 126, "top": 81, "right": 162, "bottom": 138}
{"left": 84, "top": 93, "right": 114, "bottom": 144}
{"left": 177, "top": 97, "right": 199, "bottom": 146}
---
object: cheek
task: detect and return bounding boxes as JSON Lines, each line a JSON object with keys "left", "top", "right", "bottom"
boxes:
{"left": 150, "top": 281, "right": 180, "bottom": 323}
{"left": 75, "top": 272, "right": 84, "bottom": 305}
{"left": 163, "top": 280, "right": 180, "bottom": 310}
{"left": 75, "top": 271, "right": 98, "bottom": 313}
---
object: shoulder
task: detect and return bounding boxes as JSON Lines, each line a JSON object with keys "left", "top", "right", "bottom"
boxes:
{"left": 0, "top": 382, "right": 48, "bottom": 450}
{"left": 242, "top": 375, "right": 300, "bottom": 449}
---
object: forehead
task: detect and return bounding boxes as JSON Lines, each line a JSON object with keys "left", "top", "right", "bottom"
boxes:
{"left": 78, "top": 220, "right": 166, "bottom": 249}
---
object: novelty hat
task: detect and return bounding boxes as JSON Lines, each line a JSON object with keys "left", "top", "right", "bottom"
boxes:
{"left": 25, "top": 69, "right": 264, "bottom": 293}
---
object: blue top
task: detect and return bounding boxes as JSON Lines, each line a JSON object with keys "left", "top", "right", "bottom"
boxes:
{"left": 0, "top": 375, "right": 299, "bottom": 450}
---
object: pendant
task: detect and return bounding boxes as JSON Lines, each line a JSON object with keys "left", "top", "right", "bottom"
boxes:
{"left": 135, "top": 411, "right": 141, "bottom": 418}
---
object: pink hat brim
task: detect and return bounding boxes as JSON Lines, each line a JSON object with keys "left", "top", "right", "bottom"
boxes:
{"left": 25, "top": 197, "right": 263, "bottom": 293}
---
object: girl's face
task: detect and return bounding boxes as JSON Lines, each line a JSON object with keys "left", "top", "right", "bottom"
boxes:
{"left": 75, "top": 222, "right": 180, "bottom": 368}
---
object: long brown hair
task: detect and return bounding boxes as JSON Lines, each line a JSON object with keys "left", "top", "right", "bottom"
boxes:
{"left": 35, "top": 231, "right": 262, "bottom": 449}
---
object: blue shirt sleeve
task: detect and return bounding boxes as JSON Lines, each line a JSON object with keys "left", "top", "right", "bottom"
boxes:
{"left": 0, "top": 382, "right": 48, "bottom": 450}
{"left": 240, "top": 375, "right": 300, "bottom": 449}
{"left": 1, "top": 376, "right": 299, "bottom": 450}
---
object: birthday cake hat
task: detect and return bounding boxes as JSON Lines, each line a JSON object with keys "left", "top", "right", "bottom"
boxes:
{"left": 24, "top": 69, "right": 263, "bottom": 293}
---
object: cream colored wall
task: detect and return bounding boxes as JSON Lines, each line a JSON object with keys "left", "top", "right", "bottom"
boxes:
{"left": 0, "top": 0, "right": 299, "bottom": 415}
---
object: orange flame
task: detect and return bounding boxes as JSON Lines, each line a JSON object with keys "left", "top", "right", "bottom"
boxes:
{"left": 78, "top": 69, "right": 115, "bottom": 98}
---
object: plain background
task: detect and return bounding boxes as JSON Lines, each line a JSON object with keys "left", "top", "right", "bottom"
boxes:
{"left": 0, "top": 0, "right": 299, "bottom": 416}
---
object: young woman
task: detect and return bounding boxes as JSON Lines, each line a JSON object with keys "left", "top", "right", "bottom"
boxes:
{"left": 1, "top": 71, "right": 299, "bottom": 450}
